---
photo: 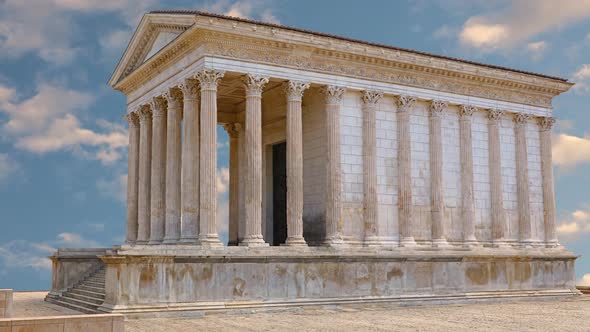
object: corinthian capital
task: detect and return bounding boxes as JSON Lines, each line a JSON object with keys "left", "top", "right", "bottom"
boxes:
{"left": 513, "top": 113, "right": 531, "bottom": 127}
{"left": 396, "top": 94, "right": 416, "bottom": 112}
{"left": 488, "top": 109, "right": 504, "bottom": 122}
{"left": 538, "top": 116, "right": 556, "bottom": 131}
{"left": 243, "top": 74, "right": 269, "bottom": 97}
{"left": 223, "top": 123, "right": 241, "bottom": 138}
{"left": 149, "top": 96, "right": 167, "bottom": 118}
{"left": 124, "top": 112, "right": 139, "bottom": 128}
{"left": 361, "top": 90, "right": 383, "bottom": 107}
{"left": 283, "top": 80, "right": 310, "bottom": 101}
{"left": 430, "top": 100, "right": 447, "bottom": 117}
{"left": 459, "top": 104, "right": 477, "bottom": 117}
{"left": 320, "top": 85, "right": 346, "bottom": 105}
{"left": 137, "top": 104, "right": 152, "bottom": 122}
{"left": 194, "top": 69, "right": 225, "bottom": 91}
{"left": 178, "top": 79, "right": 199, "bottom": 99}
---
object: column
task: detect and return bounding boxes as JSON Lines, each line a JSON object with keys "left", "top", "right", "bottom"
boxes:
{"left": 361, "top": 90, "right": 383, "bottom": 246}
{"left": 514, "top": 113, "right": 533, "bottom": 247}
{"left": 538, "top": 117, "right": 559, "bottom": 247}
{"left": 321, "top": 86, "right": 346, "bottom": 246}
{"left": 397, "top": 95, "right": 417, "bottom": 247}
{"left": 284, "top": 80, "right": 310, "bottom": 246}
{"left": 429, "top": 100, "right": 449, "bottom": 247}
{"left": 241, "top": 74, "right": 269, "bottom": 247}
{"left": 136, "top": 105, "right": 152, "bottom": 244}
{"left": 459, "top": 104, "right": 478, "bottom": 247}
{"left": 179, "top": 79, "right": 200, "bottom": 244}
{"left": 163, "top": 87, "right": 183, "bottom": 244}
{"left": 124, "top": 112, "right": 140, "bottom": 245}
{"left": 148, "top": 97, "right": 167, "bottom": 244}
{"left": 488, "top": 109, "right": 508, "bottom": 247}
{"left": 195, "top": 69, "right": 224, "bottom": 246}
{"left": 224, "top": 123, "right": 241, "bottom": 246}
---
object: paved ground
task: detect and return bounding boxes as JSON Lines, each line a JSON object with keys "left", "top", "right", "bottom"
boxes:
{"left": 12, "top": 292, "right": 590, "bottom": 331}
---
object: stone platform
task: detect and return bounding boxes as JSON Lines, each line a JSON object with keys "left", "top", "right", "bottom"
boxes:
{"left": 49, "top": 246, "right": 576, "bottom": 315}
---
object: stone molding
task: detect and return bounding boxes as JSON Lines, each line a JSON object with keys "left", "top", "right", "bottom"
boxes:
{"left": 320, "top": 85, "right": 346, "bottom": 105}
{"left": 243, "top": 74, "right": 270, "bottom": 97}
{"left": 283, "top": 80, "right": 310, "bottom": 101}
{"left": 112, "top": 25, "right": 571, "bottom": 109}
{"left": 195, "top": 69, "right": 225, "bottom": 91}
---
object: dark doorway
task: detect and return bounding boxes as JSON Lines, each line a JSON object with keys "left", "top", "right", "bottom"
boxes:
{"left": 272, "top": 142, "right": 287, "bottom": 246}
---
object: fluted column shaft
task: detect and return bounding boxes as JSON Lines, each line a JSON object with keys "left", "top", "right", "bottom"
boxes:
{"left": 514, "top": 113, "right": 533, "bottom": 246}
{"left": 163, "top": 88, "right": 183, "bottom": 244}
{"left": 240, "top": 75, "right": 269, "bottom": 246}
{"left": 322, "top": 86, "right": 346, "bottom": 246}
{"left": 137, "top": 106, "right": 152, "bottom": 244}
{"left": 125, "top": 112, "right": 140, "bottom": 244}
{"left": 488, "top": 110, "right": 507, "bottom": 246}
{"left": 148, "top": 97, "right": 167, "bottom": 244}
{"left": 397, "top": 95, "right": 417, "bottom": 247}
{"left": 225, "top": 123, "right": 241, "bottom": 246}
{"left": 179, "top": 80, "right": 200, "bottom": 244}
{"left": 459, "top": 105, "right": 478, "bottom": 246}
{"left": 539, "top": 117, "right": 558, "bottom": 247}
{"left": 196, "top": 70, "right": 224, "bottom": 246}
{"left": 430, "top": 101, "right": 448, "bottom": 247}
{"left": 284, "top": 81, "right": 310, "bottom": 246}
{"left": 362, "top": 90, "right": 383, "bottom": 246}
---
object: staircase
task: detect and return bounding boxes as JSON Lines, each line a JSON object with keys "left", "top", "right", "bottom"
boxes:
{"left": 46, "top": 266, "right": 106, "bottom": 314}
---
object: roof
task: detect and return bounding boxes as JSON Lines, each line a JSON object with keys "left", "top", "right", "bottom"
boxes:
{"left": 150, "top": 9, "right": 569, "bottom": 83}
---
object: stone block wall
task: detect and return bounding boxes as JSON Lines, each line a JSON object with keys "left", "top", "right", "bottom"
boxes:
{"left": 0, "top": 314, "right": 124, "bottom": 332}
{"left": 0, "top": 290, "right": 12, "bottom": 318}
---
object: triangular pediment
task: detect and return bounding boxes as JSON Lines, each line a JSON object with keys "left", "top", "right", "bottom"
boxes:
{"left": 109, "top": 13, "right": 195, "bottom": 88}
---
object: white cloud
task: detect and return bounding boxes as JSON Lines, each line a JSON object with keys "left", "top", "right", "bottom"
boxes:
{"left": 573, "top": 64, "right": 590, "bottom": 81}
{"left": 201, "top": 0, "right": 281, "bottom": 24}
{"left": 96, "top": 173, "right": 127, "bottom": 203}
{"left": 572, "top": 64, "right": 590, "bottom": 94}
{"left": 0, "top": 153, "right": 19, "bottom": 182}
{"left": 57, "top": 232, "right": 101, "bottom": 247}
{"left": 0, "top": 240, "right": 55, "bottom": 272}
{"left": 578, "top": 274, "right": 590, "bottom": 286}
{"left": 0, "top": 83, "right": 128, "bottom": 165}
{"left": 552, "top": 133, "right": 590, "bottom": 168}
{"left": 558, "top": 208, "right": 590, "bottom": 237}
{"left": 526, "top": 41, "right": 548, "bottom": 61}
{"left": 0, "top": 0, "right": 158, "bottom": 65}
{"left": 457, "top": 0, "right": 590, "bottom": 51}
{"left": 100, "top": 30, "right": 132, "bottom": 53}
{"left": 216, "top": 167, "right": 230, "bottom": 194}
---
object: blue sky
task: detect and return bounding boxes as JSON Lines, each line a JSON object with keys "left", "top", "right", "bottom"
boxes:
{"left": 1, "top": 0, "right": 590, "bottom": 290}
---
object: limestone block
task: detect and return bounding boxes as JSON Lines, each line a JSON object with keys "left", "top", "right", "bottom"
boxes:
{"left": 0, "top": 290, "right": 12, "bottom": 318}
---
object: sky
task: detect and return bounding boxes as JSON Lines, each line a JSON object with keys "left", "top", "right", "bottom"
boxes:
{"left": 0, "top": 0, "right": 589, "bottom": 291}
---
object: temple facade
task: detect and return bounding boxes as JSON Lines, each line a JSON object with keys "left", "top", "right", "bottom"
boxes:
{"left": 47, "top": 10, "right": 579, "bottom": 315}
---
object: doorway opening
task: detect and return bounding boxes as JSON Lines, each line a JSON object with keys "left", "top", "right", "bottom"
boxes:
{"left": 271, "top": 142, "right": 287, "bottom": 246}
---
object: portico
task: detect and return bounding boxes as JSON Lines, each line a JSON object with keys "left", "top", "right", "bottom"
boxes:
{"left": 46, "top": 10, "right": 579, "bottom": 315}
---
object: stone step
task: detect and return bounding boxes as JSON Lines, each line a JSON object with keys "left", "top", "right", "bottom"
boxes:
{"left": 48, "top": 298, "right": 97, "bottom": 314}
{"left": 77, "top": 284, "right": 105, "bottom": 293}
{"left": 62, "top": 292, "right": 104, "bottom": 305}
{"left": 59, "top": 295, "right": 101, "bottom": 311}
{"left": 84, "top": 281, "right": 105, "bottom": 288}
{"left": 87, "top": 276, "right": 105, "bottom": 281}
{"left": 68, "top": 288, "right": 105, "bottom": 299}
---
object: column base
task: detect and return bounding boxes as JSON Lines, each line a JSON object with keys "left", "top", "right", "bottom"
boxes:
{"left": 239, "top": 236, "right": 269, "bottom": 247}
{"left": 135, "top": 240, "right": 148, "bottom": 245}
{"left": 463, "top": 238, "right": 480, "bottom": 248}
{"left": 400, "top": 237, "right": 417, "bottom": 247}
{"left": 491, "top": 239, "right": 511, "bottom": 248}
{"left": 178, "top": 237, "right": 199, "bottom": 245}
{"left": 147, "top": 239, "right": 163, "bottom": 245}
{"left": 227, "top": 241, "right": 239, "bottom": 246}
{"left": 285, "top": 237, "right": 307, "bottom": 246}
{"left": 431, "top": 238, "right": 451, "bottom": 248}
{"left": 519, "top": 239, "right": 543, "bottom": 248}
{"left": 363, "top": 236, "right": 389, "bottom": 247}
{"left": 162, "top": 238, "right": 180, "bottom": 245}
{"left": 322, "top": 236, "right": 348, "bottom": 247}
{"left": 545, "top": 240, "right": 560, "bottom": 248}
{"left": 198, "top": 235, "right": 223, "bottom": 247}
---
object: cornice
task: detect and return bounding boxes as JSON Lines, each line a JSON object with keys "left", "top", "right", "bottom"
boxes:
{"left": 113, "top": 17, "right": 573, "bottom": 108}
